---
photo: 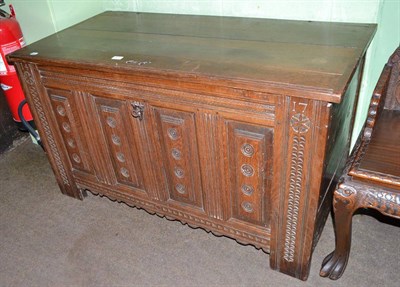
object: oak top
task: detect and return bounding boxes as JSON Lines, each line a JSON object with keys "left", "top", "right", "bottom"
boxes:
{"left": 9, "top": 11, "right": 376, "bottom": 103}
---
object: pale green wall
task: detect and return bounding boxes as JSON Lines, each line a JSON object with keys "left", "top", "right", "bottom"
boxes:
{"left": 6, "top": 0, "right": 399, "bottom": 148}
{"left": 352, "top": 0, "right": 400, "bottom": 146}
{"left": 46, "top": 0, "right": 103, "bottom": 32}
{"left": 6, "top": 0, "right": 56, "bottom": 44}
{"left": 6, "top": 0, "right": 103, "bottom": 44}
{"left": 105, "top": 0, "right": 381, "bottom": 22}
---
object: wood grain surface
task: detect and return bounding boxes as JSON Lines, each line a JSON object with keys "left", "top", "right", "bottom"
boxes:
{"left": 9, "top": 11, "right": 376, "bottom": 103}
{"left": 10, "top": 12, "right": 376, "bottom": 281}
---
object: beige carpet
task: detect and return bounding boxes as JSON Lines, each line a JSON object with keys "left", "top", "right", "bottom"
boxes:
{"left": 1, "top": 138, "right": 399, "bottom": 286}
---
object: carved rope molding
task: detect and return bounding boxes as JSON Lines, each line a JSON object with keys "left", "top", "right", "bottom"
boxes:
{"left": 21, "top": 64, "right": 70, "bottom": 186}
{"left": 283, "top": 102, "right": 311, "bottom": 262}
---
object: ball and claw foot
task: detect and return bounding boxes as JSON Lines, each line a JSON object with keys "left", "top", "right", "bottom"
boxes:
{"left": 319, "top": 250, "right": 349, "bottom": 280}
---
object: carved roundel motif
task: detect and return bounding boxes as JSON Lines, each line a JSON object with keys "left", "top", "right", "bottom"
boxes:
{"left": 175, "top": 183, "right": 186, "bottom": 194}
{"left": 336, "top": 185, "right": 356, "bottom": 198}
{"left": 241, "top": 184, "right": 254, "bottom": 196}
{"left": 120, "top": 167, "right": 130, "bottom": 178}
{"left": 168, "top": 128, "right": 179, "bottom": 140}
{"left": 62, "top": 122, "right": 71, "bottom": 133}
{"left": 107, "top": 116, "right": 117, "bottom": 128}
{"left": 116, "top": 152, "right": 125, "bottom": 162}
{"left": 67, "top": 138, "right": 75, "bottom": 148}
{"left": 241, "top": 164, "right": 255, "bottom": 177}
{"left": 241, "top": 201, "right": 254, "bottom": 213}
{"left": 111, "top": 135, "right": 121, "bottom": 146}
{"left": 56, "top": 105, "right": 66, "bottom": 116}
{"left": 241, "top": 143, "right": 255, "bottom": 157}
{"left": 171, "top": 148, "right": 181, "bottom": 160}
{"left": 72, "top": 153, "right": 81, "bottom": 163}
{"left": 174, "top": 167, "right": 185, "bottom": 178}
{"left": 290, "top": 113, "right": 311, "bottom": 133}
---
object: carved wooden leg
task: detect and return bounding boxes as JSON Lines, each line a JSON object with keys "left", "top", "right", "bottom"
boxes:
{"left": 320, "top": 183, "right": 358, "bottom": 280}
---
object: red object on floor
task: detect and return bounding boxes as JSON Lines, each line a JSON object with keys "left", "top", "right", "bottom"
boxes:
{"left": 0, "top": 4, "right": 33, "bottom": 123}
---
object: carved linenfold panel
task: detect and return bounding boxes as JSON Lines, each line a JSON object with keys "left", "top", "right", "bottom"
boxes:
{"left": 153, "top": 107, "right": 203, "bottom": 209}
{"left": 48, "top": 89, "right": 93, "bottom": 174}
{"left": 94, "top": 97, "right": 145, "bottom": 190}
{"left": 20, "top": 64, "right": 70, "bottom": 187}
{"left": 227, "top": 121, "right": 273, "bottom": 227}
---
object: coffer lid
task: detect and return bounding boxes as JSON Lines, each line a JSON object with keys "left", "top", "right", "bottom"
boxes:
{"left": 8, "top": 11, "right": 376, "bottom": 103}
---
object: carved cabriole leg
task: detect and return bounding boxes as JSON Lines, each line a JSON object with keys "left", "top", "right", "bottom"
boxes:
{"left": 320, "top": 182, "right": 358, "bottom": 280}
{"left": 15, "top": 62, "right": 83, "bottom": 199}
{"left": 320, "top": 180, "right": 400, "bottom": 280}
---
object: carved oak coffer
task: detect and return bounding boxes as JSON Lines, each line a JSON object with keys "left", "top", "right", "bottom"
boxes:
{"left": 9, "top": 12, "right": 376, "bottom": 280}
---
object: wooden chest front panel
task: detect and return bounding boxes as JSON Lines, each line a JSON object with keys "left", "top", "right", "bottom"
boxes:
{"left": 38, "top": 69, "right": 275, "bottom": 242}
{"left": 93, "top": 97, "right": 145, "bottom": 190}
{"left": 47, "top": 89, "right": 94, "bottom": 176}
{"left": 150, "top": 106, "right": 204, "bottom": 210}
{"left": 225, "top": 121, "right": 273, "bottom": 228}
{"left": 15, "top": 57, "right": 361, "bottom": 281}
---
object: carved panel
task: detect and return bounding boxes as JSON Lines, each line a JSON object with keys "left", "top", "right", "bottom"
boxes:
{"left": 20, "top": 65, "right": 70, "bottom": 187}
{"left": 94, "top": 97, "right": 144, "bottom": 190}
{"left": 47, "top": 89, "right": 93, "bottom": 174}
{"left": 152, "top": 107, "right": 203, "bottom": 209}
{"left": 283, "top": 134, "right": 306, "bottom": 262}
{"left": 227, "top": 121, "right": 273, "bottom": 227}
{"left": 282, "top": 100, "right": 312, "bottom": 263}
